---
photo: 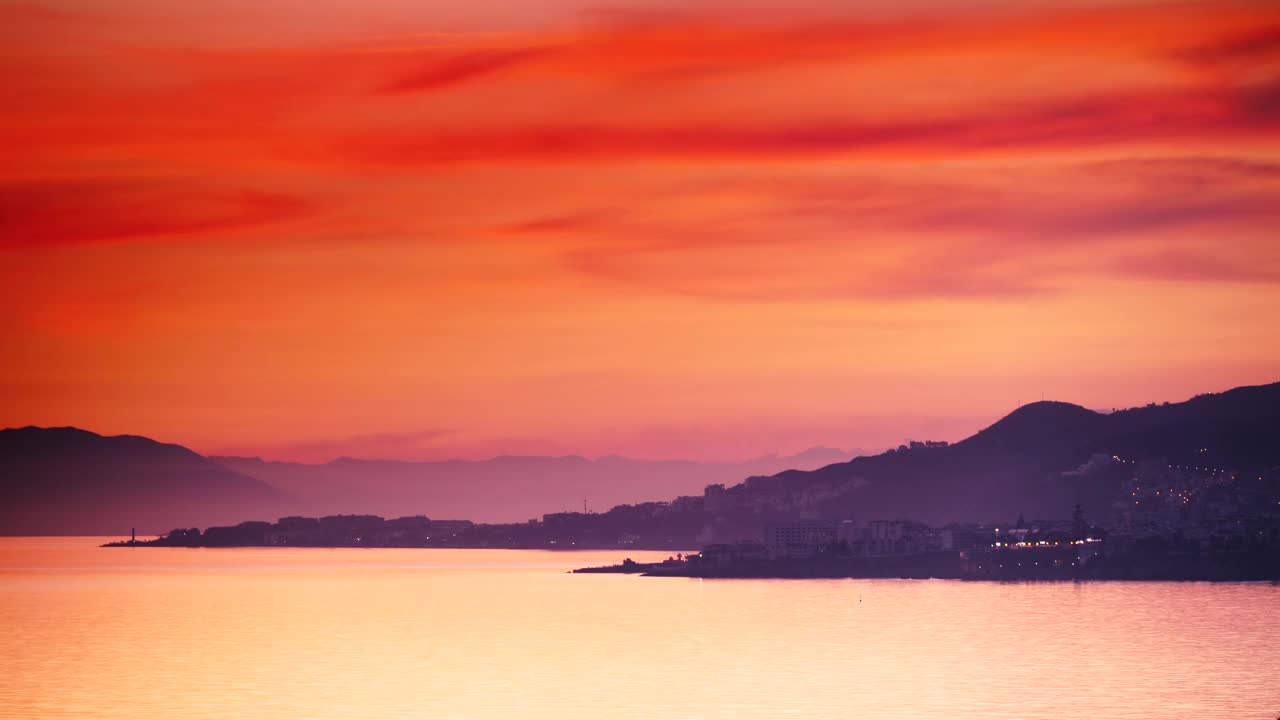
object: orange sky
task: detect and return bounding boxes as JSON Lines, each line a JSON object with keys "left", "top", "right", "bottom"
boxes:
{"left": 2, "top": 0, "right": 1278, "bottom": 462}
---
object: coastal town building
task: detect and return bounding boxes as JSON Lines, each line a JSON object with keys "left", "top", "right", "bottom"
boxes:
{"left": 765, "top": 520, "right": 837, "bottom": 557}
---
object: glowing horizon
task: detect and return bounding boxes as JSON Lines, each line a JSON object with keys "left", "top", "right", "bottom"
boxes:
{"left": 3, "top": 0, "right": 1278, "bottom": 463}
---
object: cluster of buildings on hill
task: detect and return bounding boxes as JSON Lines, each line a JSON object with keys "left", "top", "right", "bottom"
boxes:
{"left": 1110, "top": 455, "right": 1276, "bottom": 541}
{"left": 673, "top": 515, "right": 1105, "bottom": 580}
{"left": 581, "top": 460, "right": 1280, "bottom": 579}
{"left": 762, "top": 518, "right": 994, "bottom": 557}
{"left": 651, "top": 463, "right": 1280, "bottom": 580}
{"left": 110, "top": 448, "right": 1279, "bottom": 581}
{"left": 588, "top": 504, "right": 1280, "bottom": 581}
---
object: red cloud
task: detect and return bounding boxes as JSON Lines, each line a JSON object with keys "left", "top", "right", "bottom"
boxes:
{"left": 336, "top": 78, "right": 1280, "bottom": 166}
{"left": 0, "top": 180, "right": 313, "bottom": 248}
{"left": 1176, "top": 24, "right": 1280, "bottom": 65}
{"left": 378, "top": 47, "right": 549, "bottom": 94}
{"left": 543, "top": 156, "right": 1280, "bottom": 301}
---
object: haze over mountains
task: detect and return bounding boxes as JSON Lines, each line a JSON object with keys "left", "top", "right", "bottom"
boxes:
{"left": 3, "top": 381, "right": 1277, "bottom": 537}
{"left": 211, "top": 448, "right": 852, "bottom": 526}
{"left": 0, "top": 428, "right": 850, "bottom": 534}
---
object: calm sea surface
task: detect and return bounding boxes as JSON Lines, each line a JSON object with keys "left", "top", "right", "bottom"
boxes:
{"left": 2, "top": 537, "right": 1277, "bottom": 720}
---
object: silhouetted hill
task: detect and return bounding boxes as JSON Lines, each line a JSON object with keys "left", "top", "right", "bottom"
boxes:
{"left": 7, "top": 381, "right": 1277, "bottom": 538}
{"left": 0, "top": 427, "right": 283, "bottom": 535}
{"left": 963, "top": 401, "right": 1104, "bottom": 456}
{"left": 210, "top": 447, "right": 854, "bottom": 523}
{"left": 1099, "top": 383, "right": 1280, "bottom": 471}
{"left": 728, "top": 382, "right": 1280, "bottom": 525}
{"left": 0, "top": 424, "right": 852, "bottom": 533}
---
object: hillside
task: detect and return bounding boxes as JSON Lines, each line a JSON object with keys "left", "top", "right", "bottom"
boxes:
{"left": 5, "top": 381, "right": 1277, "bottom": 537}
{"left": 726, "top": 382, "right": 1280, "bottom": 525}
{"left": 0, "top": 427, "right": 283, "bottom": 535}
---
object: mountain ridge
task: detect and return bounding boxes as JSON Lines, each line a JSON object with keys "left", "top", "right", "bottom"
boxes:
{"left": 4, "top": 380, "right": 1277, "bottom": 535}
{"left": 208, "top": 447, "right": 856, "bottom": 524}
{"left": 730, "top": 382, "right": 1280, "bottom": 525}
{"left": 0, "top": 426, "right": 284, "bottom": 535}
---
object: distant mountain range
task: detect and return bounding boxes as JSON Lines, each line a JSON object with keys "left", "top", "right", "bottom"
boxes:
{"left": 4, "top": 380, "right": 1277, "bottom": 536}
{"left": 0, "top": 425, "right": 851, "bottom": 534}
{"left": 209, "top": 447, "right": 853, "bottom": 525}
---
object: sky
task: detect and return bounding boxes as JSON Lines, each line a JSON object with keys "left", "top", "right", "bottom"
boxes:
{"left": 2, "top": 0, "right": 1278, "bottom": 463}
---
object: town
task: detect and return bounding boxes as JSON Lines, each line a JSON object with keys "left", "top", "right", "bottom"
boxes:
{"left": 109, "top": 451, "right": 1280, "bottom": 581}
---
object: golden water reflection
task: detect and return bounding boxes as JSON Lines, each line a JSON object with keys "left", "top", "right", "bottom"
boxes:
{"left": 2, "top": 538, "right": 1277, "bottom": 719}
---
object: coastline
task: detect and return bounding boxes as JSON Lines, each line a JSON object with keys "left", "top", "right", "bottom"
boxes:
{"left": 93, "top": 537, "right": 1280, "bottom": 581}
{"left": 571, "top": 550, "right": 1280, "bottom": 582}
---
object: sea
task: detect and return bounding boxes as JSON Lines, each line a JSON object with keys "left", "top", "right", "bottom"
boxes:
{"left": 1, "top": 537, "right": 1277, "bottom": 719}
